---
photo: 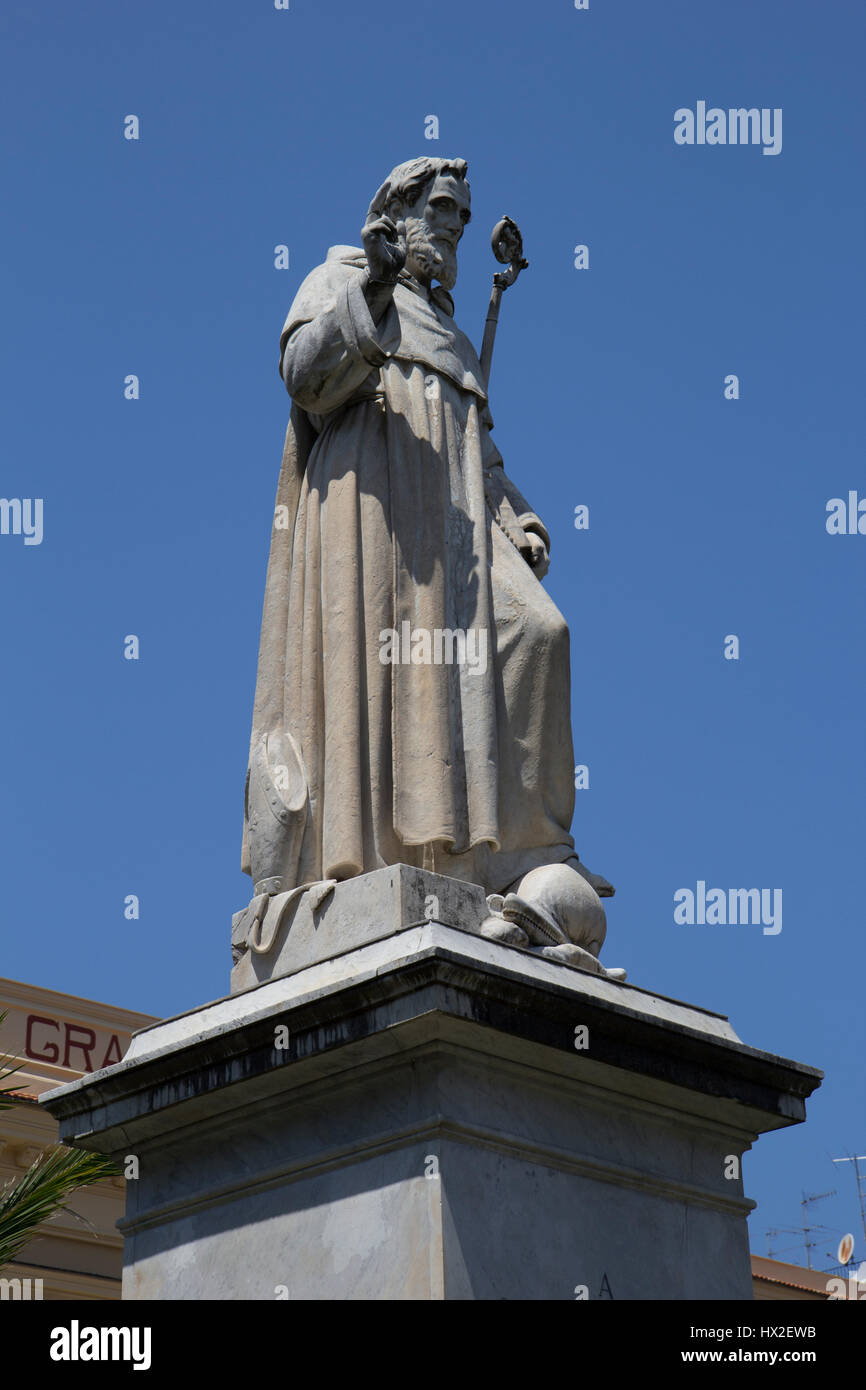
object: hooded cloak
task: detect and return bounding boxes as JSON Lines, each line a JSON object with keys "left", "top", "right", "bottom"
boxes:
{"left": 242, "top": 248, "right": 576, "bottom": 896}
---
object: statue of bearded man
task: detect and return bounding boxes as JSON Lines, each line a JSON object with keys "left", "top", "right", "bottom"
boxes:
{"left": 241, "top": 156, "right": 619, "bottom": 976}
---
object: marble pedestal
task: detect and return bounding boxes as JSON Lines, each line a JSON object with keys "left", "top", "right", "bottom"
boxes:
{"left": 41, "top": 867, "right": 821, "bottom": 1300}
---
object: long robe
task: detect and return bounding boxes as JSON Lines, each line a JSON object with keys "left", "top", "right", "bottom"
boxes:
{"left": 242, "top": 246, "right": 577, "bottom": 897}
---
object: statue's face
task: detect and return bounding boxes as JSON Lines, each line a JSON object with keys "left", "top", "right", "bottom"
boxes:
{"left": 402, "top": 173, "right": 471, "bottom": 291}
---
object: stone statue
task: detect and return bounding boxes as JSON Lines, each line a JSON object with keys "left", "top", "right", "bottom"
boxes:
{"left": 238, "top": 157, "right": 622, "bottom": 979}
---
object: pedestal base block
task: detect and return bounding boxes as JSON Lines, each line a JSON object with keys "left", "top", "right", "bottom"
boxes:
{"left": 42, "top": 872, "right": 821, "bottom": 1301}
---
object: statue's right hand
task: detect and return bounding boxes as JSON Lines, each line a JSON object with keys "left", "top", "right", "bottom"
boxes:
{"left": 362, "top": 215, "right": 407, "bottom": 285}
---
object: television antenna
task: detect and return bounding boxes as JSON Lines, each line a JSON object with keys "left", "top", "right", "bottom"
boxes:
{"left": 765, "top": 1227, "right": 804, "bottom": 1261}
{"left": 799, "top": 1190, "right": 836, "bottom": 1269}
{"left": 831, "top": 1154, "right": 866, "bottom": 1246}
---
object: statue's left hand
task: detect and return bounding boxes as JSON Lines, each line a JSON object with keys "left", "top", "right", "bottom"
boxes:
{"left": 525, "top": 532, "right": 549, "bottom": 579}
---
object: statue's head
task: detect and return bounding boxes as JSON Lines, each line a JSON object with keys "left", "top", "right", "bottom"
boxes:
{"left": 366, "top": 157, "right": 470, "bottom": 291}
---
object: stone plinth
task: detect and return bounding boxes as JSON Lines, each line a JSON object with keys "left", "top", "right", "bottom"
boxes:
{"left": 230, "top": 863, "right": 489, "bottom": 992}
{"left": 41, "top": 869, "right": 821, "bottom": 1301}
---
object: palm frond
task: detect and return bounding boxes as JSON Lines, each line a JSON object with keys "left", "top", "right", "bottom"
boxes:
{"left": 0, "top": 1144, "right": 120, "bottom": 1270}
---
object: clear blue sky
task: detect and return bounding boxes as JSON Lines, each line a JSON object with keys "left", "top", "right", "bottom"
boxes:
{"left": 1, "top": 0, "right": 864, "bottom": 1269}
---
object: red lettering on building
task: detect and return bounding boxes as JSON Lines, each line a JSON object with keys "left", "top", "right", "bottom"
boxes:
{"left": 23, "top": 1014, "right": 127, "bottom": 1074}
{"left": 25, "top": 1015, "right": 60, "bottom": 1064}
{"left": 62, "top": 1025, "right": 96, "bottom": 1071}
{"left": 101, "top": 1035, "right": 123, "bottom": 1068}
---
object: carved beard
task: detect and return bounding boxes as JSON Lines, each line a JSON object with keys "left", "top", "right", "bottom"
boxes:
{"left": 404, "top": 217, "right": 458, "bottom": 291}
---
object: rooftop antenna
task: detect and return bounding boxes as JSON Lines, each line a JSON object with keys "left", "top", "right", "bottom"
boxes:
{"left": 799, "top": 1190, "right": 836, "bottom": 1269}
{"left": 831, "top": 1154, "right": 866, "bottom": 1247}
{"left": 764, "top": 1227, "right": 804, "bottom": 1261}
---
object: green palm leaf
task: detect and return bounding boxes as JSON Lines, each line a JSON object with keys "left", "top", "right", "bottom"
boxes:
{"left": 0, "top": 1145, "right": 119, "bottom": 1270}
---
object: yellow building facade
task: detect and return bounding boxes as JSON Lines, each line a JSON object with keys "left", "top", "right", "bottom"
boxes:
{"left": 0, "top": 976, "right": 156, "bottom": 1300}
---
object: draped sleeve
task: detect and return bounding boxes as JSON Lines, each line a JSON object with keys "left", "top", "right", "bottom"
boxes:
{"left": 278, "top": 253, "right": 400, "bottom": 415}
